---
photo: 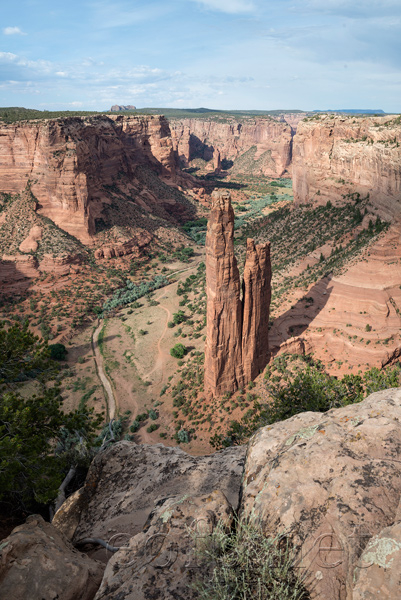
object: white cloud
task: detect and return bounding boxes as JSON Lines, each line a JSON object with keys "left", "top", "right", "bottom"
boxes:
{"left": 188, "top": 0, "right": 256, "bottom": 14}
{"left": 3, "top": 26, "right": 26, "bottom": 36}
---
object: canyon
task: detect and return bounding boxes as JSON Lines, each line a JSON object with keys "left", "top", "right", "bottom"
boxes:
{"left": 292, "top": 114, "right": 401, "bottom": 220}
{"left": 0, "top": 114, "right": 194, "bottom": 245}
{"left": 204, "top": 190, "right": 271, "bottom": 396}
{"left": 170, "top": 116, "right": 293, "bottom": 177}
{"left": 1, "top": 108, "right": 401, "bottom": 600}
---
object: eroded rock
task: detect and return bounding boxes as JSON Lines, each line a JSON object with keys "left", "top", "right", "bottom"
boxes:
{"left": 204, "top": 190, "right": 271, "bottom": 395}
{"left": 0, "top": 514, "right": 103, "bottom": 600}
{"left": 72, "top": 441, "right": 245, "bottom": 557}
{"left": 241, "top": 387, "right": 401, "bottom": 600}
{"left": 94, "top": 490, "right": 233, "bottom": 600}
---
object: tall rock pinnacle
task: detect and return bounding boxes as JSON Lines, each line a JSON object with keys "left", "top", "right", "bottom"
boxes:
{"left": 204, "top": 190, "right": 244, "bottom": 395}
{"left": 242, "top": 239, "right": 271, "bottom": 382}
{"left": 204, "top": 190, "right": 272, "bottom": 396}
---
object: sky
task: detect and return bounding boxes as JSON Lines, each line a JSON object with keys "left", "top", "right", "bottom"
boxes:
{"left": 1, "top": 0, "right": 400, "bottom": 112}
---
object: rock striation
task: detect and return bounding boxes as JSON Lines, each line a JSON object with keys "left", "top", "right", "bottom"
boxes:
{"left": 0, "top": 114, "right": 187, "bottom": 244}
{"left": 292, "top": 114, "right": 401, "bottom": 221}
{"left": 170, "top": 117, "right": 292, "bottom": 177}
{"left": 204, "top": 190, "right": 271, "bottom": 396}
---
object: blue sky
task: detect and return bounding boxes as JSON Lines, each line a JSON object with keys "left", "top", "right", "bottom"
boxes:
{"left": 1, "top": 0, "right": 400, "bottom": 112}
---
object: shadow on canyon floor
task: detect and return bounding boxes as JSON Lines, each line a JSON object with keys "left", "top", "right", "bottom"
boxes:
{"left": 269, "top": 275, "right": 333, "bottom": 356}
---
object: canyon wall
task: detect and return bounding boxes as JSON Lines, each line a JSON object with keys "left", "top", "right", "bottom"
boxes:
{"left": 292, "top": 115, "right": 401, "bottom": 220}
{"left": 0, "top": 115, "right": 184, "bottom": 243}
{"left": 170, "top": 117, "right": 292, "bottom": 178}
{"left": 205, "top": 190, "right": 271, "bottom": 396}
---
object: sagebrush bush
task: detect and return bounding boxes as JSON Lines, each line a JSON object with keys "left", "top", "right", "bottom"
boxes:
{"left": 191, "top": 515, "right": 309, "bottom": 600}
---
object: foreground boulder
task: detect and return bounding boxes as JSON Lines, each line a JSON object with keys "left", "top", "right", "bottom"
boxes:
{"left": 241, "top": 387, "right": 401, "bottom": 600}
{"left": 0, "top": 514, "right": 103, "bottom": 600}
{"left": 95, "top": 490, "right": 233, "bottom": 600}
{"left": 69, "top": 441, "right": 245, "bottom": 557}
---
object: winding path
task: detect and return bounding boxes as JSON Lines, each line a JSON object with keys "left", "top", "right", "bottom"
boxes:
{"left": 92, "top": 321, "right": 117, "bottom": 421}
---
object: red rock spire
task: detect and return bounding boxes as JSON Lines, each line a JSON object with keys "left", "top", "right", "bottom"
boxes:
{"left": 204, "top": 190, "right": 244, "bottom": 395}
{"left": 242, "top": 238, "right": 271, "bottom": 382}
{"left": 204, "top": 190, "right": 271, "bottom": 396}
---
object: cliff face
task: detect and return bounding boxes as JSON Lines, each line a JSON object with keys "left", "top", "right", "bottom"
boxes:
{"left": 0, "top": 115, "right": 183, "bottom": 244}
{"left": 292, "top": 115, "right": 401, "bottom": 220}
{"left": 170, "top": 118, "right": 292, "bottom": 178}
{"left": 205, "top": 191, "right": 271, "bottom": 396}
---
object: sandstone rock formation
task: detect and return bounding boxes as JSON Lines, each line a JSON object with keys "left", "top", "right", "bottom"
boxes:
{"left": 242, "top": 238, "right": 272, "bottom": 381}
{"left": 241, "top": 386, "right": 401, "bottom": 600}
{"left": 204, "top": 190, "right": 245, "bottom": 394}
{"left": 292, "top": 114, "right": 401, "bottom": 221}
{"left": 67, "top": 441, "right": 245, "bottom": 558}
{"left": 271, "top": 112, "right": 310, "bottom": 131}
{"left": 110, "top": 105, "right": 136, "bottom": 111}
{"left": 93, "top": 231, "right": 152, "bottom": 260}
{"left": 18, "top": 225, "right": 43, "bottom": 253}
{"left": 0, "top": 115, "right": 188, "bottom": 244}
{"left": 204, "top": 190, "right": 271, "bottom": 395}
{"left": 94, "top": 490, "right": 233, "bottom": 600}
{"left": 12, "top": 388, "right": 401, "bottom": 600}
{"left": 0, "top": 514, "right": 103, "bottom": 600}
{"left": 170, "top": 117, "right": 292, "bottom": 177}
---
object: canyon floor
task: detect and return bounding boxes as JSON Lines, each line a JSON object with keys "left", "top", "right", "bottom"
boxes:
{"left": 1, "top": 175, "right": 400, "bottom": 454}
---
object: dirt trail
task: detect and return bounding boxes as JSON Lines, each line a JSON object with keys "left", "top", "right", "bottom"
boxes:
{"left": 144, "top": 292, "right": 171, "bottom": 382}
{"left": 92, "top": 321, "right": 117, "bottom": 421}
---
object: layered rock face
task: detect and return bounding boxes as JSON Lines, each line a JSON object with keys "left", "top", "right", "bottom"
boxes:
{"left": 0, "top": 114, "right": 182, "bottom": 243}
{"left": 170, "top": 117, "right": 292, "bottom": 177}
{"left": 204, "top": 191, "right": 271, "bottom": 396}
{"left": 293, "top": 115, "right": 401, "bottom": 221}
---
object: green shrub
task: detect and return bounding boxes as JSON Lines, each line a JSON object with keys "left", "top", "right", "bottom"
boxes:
{"left": 173, "top": 310, "right": 186, "bottom": 325}
{"left": 49, "top": 343, "right": 67, "bottom": 361}
{"left": 191, "top": 515, "right": 309, "bottom": 600}
{"left": 170, "top": 343, "right": 186, "bottom": 359}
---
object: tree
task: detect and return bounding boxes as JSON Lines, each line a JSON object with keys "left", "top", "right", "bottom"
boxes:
{"left": 0, "top": 321, "right": 50, "bottom": 383}
{"left": 173, "top": 310, "right": 186, "bottom": 325}
{"left": 49, "top": 343, "right": 68, "bottom": 361}
{"left": 170, "top": 343, "right": 186, "bottom": 359}
{"left": 0, "top": 388, "right": 102, "bottom": 506}
{"left": 0, "top": 322, "right": 103, "bottom": 509}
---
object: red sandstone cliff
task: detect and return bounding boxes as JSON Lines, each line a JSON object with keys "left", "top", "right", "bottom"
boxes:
{"left": 170, "top": 118, "right": 292, "bottom": 178}
{"left": 205, "top": 190, "right": 271, "bottom": 396}
{"left": 292, "top": 115, "right": 401, "bottom": 220}
{"left": 0, "top": 115, "right": 188, "bottom": 244}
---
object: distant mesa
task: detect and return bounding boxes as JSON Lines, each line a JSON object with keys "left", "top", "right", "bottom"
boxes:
{"left": 313, "top": 109, "right": 385, "bottom": 114}
{"left": 110, "top": 105, "right": 136, "bottom": 112}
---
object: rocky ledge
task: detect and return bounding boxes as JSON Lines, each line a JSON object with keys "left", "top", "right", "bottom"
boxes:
{"left": 2, "top": 388, "right": 401, "bottom": 599}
